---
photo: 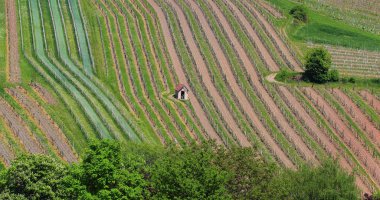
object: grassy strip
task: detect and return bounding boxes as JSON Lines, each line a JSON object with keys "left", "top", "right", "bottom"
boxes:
{"left": 347, "top": 90, "right": 380, "bottom": 129}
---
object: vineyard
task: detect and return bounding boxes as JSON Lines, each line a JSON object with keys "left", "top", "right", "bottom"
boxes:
{"left": 1, "top": 0, "right": 380, "bottom": 194}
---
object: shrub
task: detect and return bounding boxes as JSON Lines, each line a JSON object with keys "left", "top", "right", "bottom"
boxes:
{"left": 328, "top": 69, "right": 340, "bottom": 82}
{"left": 289, "top": 6, "right": 308, "bottom": 23}
{"left": 348, "top": 77, "right": 356, "bottom": 83}
{"left": 303, "top": 47, "right": 332, "bottom": 83}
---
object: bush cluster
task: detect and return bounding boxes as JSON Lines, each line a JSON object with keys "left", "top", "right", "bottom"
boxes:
{"left": 0, "top": 140, "right": 362, "bottom": 199}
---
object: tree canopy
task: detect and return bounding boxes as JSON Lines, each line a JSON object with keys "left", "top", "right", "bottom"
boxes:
{"left": 303, "top": 47, "right": 333, "bottom": 83}
{"left": 0, "top": 140, "right": 362, "bottom": 199}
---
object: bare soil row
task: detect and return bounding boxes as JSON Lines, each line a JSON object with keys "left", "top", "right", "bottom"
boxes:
{"left": 5, "top": 0, "right": 20, "bottom": 83}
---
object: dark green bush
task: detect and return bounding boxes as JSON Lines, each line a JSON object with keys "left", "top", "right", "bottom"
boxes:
{"left": 289, "top": 6, "right": 308, "bottom": 23}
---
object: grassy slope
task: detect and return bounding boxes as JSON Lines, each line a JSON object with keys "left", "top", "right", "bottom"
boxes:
{"left": 265, "top": 0, "right": 380, "bottom": 52}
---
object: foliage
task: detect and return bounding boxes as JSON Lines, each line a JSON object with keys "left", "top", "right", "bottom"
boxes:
{"left": 149, "top": 143, "right": 231, "bottom": 199}
{"left": 328, "top": 69, "right": 340, "bottom": 82}
{"left": 289, "top": 6, "right": 308, "bottom": 23}
{"left": 303, "top": 47, "right": 332, "bottom": 83}
{"left": 0, "top": 140, "right": 362, "bottom": 199}
{"left": 270, "top": 159, "right": 359, "bottom": 199}
{"left": 0, "top": 155, "right": 69, "bottom": 200}
{"left": 275, "top": 69, "right": 301, "bottom": 82}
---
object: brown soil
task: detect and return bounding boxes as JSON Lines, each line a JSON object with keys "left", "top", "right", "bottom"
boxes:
{"left": 30, "top": 82, "right": 57, "bottom": 104}
{"left": 0, "top": 97, "right": 44, "bottom": 154}
{"left": 206, "top": 0, "right": 317, "bottom": 162}
{"left": 222, "top": 0, "right": 279, "bottom": 72}
{"left": 303, "top": 87, "right": 380, "bottom": 186}
{"left": 145, "top": 0, "right": 223, "bottom": 145}
{"left": 166, "top": 0, "right": 250, "bottom": 147}
{"left": 6, "top": 0, "right": 20, "bottom": 83}
{"left": 184, "top": 0, "right": 294, "bottom": 168}
{"left": 331, "top": 89, "right": 380, "bottom": 148}
{"left": 238, "top": 0, "right": 302, "bottom": 72}
{"left": 278, "top": 86, "right": 371, "bottom": 192}
{"left": 7, "top": 87, "right": 77, "bottom": 163}
{"left": 360, "top": 91, "right": 380, "bottom": 114}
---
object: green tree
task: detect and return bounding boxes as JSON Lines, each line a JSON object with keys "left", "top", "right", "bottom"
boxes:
{"left": 216, "top": 146, "right": 277, "bottom": 200}
{"left": 0, "top": 155, "right": 69, "bottom": 200}
{"left": 303, "top": 47, "right": 332, "bottom": 83}
{"left": 149, "top": 143, "right": 231, "bottom": 199}
{"left": 80, "top": 140, "right": 147, "bottom": 199}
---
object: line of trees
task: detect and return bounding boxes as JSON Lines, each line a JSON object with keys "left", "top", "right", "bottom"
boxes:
{"left": 0, "top": 140, "right": 365, "bottom": 199}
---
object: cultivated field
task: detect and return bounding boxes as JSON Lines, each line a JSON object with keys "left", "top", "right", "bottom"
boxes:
{"left": 0, "top": 0, "right": 379, "bottom": 194}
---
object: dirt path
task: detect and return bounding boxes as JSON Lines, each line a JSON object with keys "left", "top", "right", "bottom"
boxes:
{"left": 278, "top": 86, "right": 371, "bottom": 192}
{"left": 30, "top": 82, "right": 57, "bottom": 104}
{"left": 5, "top": 0, "right": 20, "bottom": 83}
{"left": 145, "top": 0, "right": 223, "bottom": 145}
{"left": 206, "top": 0, "right": 317, "bottom": 162}
{"left": 303, "top": 87, "right": 380, "bottom": 186}
{"left": 0, "top": 97, "right": 44, "bottom": 154}
{"left": 184, "top": 0, "right": 294, "bottom": 168}
{"left": 331, "top": 89, "right": 380, "bottom": 147}
{"left": 165, "top": 0, "right": 250, "bottom": 147}
{"left": 7, "top": 87, "right": 77, "bottom": 163}
{"left": 238, "top": 0, "right": 302, "bottom": 72}
{"left": 360, "top": 91, "right": 380, "bottom": 114}
{"left": 220, "top": 0, "right": 278, "bottom": 72}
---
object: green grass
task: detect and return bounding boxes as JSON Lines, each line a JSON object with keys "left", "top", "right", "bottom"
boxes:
{"left": 266, "top": 0, "right": 380, "bottom": 52}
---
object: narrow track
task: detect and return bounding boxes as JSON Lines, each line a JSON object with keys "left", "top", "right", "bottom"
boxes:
{"left": 303, "top": 87, "right": 380, "bottom": 186}
{"left": 278, "top": 86, "right": 371, "bottom": 192}
{"left": 184, "top": 0, "right": 294, "bottom": 168}
{"left": 7, "top": 87, "right": 77, "bottom": 163}
{"left": 205, "top": 0, "right": 317, "bottom": 162}
{"left": 165, "top": 0, "right": 250, "bottom": 147}
{"left": 0, "top": 97, "right": 44, "bottom": 154}
{"left": 5, "top": 0, "right": 20, "bottom": 83}
{"left": 146, "top": 0, "right": 222, "bottom": 144}
{"left": 360, "top": 91, "right": 380, "bottom": 114}
{"left": 331, "top": 89, "right": 380, "bottom": 147}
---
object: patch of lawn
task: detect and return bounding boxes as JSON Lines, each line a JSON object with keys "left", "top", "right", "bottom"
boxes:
{"left": 266, "top": 0, "right": 380, "bottom": 51}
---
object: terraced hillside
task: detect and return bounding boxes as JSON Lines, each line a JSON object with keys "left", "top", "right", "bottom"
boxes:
{"left": 1, "top": 0, "right": 379, "bottom": 194}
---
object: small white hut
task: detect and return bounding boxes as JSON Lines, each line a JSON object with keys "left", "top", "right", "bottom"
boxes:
{"left": 174, "top": 84, "right": 189, "bottom": 100}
